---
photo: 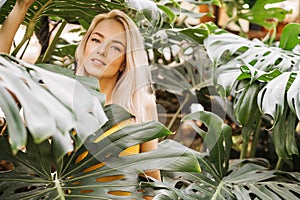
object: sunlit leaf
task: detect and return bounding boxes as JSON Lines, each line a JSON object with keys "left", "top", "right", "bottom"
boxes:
{"left": 182, "top": 110, "right": 232, "bottom": 178}
{"left": 279, "top": 23, "right": 300, "bottom": 50}
{"left": 0, "top": 108, "right": 200, "bottom": 199}
{"left": 0, "top": 86, "right": 26, "bottom": 153}
{"left": 0, "top": 54, "right": 107, "bottom": 159}
{"left": 204, "top": 32, "right": 300, "bottom": 96}
{"left": 239, "top": 0, "right": 292, "bottom": 29}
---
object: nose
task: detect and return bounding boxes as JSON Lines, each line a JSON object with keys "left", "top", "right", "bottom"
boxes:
{"left": 97, "top": 42, "right": 107, "bottom": 57}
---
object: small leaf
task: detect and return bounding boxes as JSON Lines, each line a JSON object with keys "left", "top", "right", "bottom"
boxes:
{"left": 157, "top": 5, "right": 176, "bottom": 26}
{"left": 279, "top": 23, "right": 300, "bottom": 50}
{"left": 233, "top": 82, "right": 260, "bottom": 125}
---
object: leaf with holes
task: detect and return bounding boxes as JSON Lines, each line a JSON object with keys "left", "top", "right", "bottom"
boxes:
{"left": 0, "top": 0, "right": 124, "bottom": 28}
{"left": 146, "top": 158, "right": 300, "bottom": 200}
{"left": 239, "top": 0, "right": 291, "bottom": 29}
{"left": 204, "top": 32, "right": 300, "bottom": 96}
{"left": 0, "top": 54, "right": 107, "bottom": 160}
{"left": 182, "top": 110, "right": 232, "bottom": 179}
{"left": 0, "top": 104, "right": 201, "bottom": 199}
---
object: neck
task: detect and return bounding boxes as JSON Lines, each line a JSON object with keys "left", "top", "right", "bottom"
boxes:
{"left": 99, "top": 77, "right": 118, "bottom": 105}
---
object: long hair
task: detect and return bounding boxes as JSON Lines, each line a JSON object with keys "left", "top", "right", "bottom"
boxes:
{"left": 75, "top": 10, "right": 156, "bottom": 123}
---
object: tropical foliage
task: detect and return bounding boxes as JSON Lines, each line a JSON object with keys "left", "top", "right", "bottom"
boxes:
{"left": 144, "top": 111, "right": 300, "bottom": 199}
{"left": 1, "top": 0, "right": 300, "bottom": 199}
{"left": 204, "top": 23, "right": 300, "bottom": 168}
{"left": 0, "top": 54, "right": 201, "bottom": 199}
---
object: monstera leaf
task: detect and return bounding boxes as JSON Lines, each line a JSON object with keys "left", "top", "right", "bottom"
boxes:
{"left": 142, "top": 111, "right": 300, "bottom": 200}
{"left": 0, "top": 104, "right": 201, "bottom": 199}
{"left": 182, "top": 110, "right": 232, "bottom": 178}
{"left": 145, "top": 159, "right": 300, "bottom": 200}
{"left": 0, "top": 54, "right": 107, "bottom": 159}
{"left": 0, "top": 0, "right": 167, "bottom": 59}
{"left": 257, "top": 71, "right": 300, "bottom": 159}
{"left": 0, "top": 0, "right": 124, "bottom": 27}
{"left": 239, "top": 0, "right": 291, "bottom": 29}
{"left": 204, "top": 32, "right": 300, "bottom": 96}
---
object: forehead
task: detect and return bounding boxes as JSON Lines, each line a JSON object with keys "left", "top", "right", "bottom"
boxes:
{"left": 92, "top": 19, "right": 126, "bottom": 41}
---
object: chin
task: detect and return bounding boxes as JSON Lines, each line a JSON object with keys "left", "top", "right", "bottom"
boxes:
{"left": 84, "top": 69, "right": 102, "bottom": 79}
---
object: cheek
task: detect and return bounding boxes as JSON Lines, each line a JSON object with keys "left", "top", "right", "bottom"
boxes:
{"left": 84, "top": 42, "right": 96, "bottom": 57}
{"left": 109, "top": 54, "right": 126, "bottom": 68}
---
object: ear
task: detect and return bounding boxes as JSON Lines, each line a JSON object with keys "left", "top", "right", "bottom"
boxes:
{"left": 120, "top": 62, "right": 126, "bottom": 72}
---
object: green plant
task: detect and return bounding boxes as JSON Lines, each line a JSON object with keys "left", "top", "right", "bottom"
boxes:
{"left": 143, "top": 110, "right": 300, "bottom": 199}
{"left": 0, "top": 54, "right": 106, "bottom": 158}
{"left": 220, "top": 0, "right": 291, "bottom": 36}
{"left": 2, "top": 1, "right": 300, "bottom": 199}
{"left": 0, "top": 54, "right": 201, "bottom": 199}
{"left": 0, "top": 0, "right": 221, "bottom": 67}
{"left": 204, "top": 22, "right": 300, "bottom": 169}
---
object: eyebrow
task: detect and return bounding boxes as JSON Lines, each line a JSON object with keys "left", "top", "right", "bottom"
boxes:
{"left": 91, "top": 32, "right": 126, "bottom": 48}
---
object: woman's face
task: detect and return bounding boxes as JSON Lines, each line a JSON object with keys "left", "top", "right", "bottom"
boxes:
{"left": 83, "top": 19, "right": 126, "bottom": 80}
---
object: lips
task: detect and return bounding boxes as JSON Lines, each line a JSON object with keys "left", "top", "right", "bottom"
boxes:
{"left": 91, "top": 58, "right": 106, "bottom": 66}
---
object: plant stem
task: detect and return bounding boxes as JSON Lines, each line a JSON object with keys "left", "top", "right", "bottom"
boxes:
{"left": 11, "top": 23, "right": 34, "bottom": 56}
{"left": 240, "top": 127, "right": 251, "bottom": 159}
{"left": 275, "top": 158, "right": 284, "bottom": 170}
{"left": 249, "top": 119, "right": 261, "bottom": 158}
{"left": 12, "top": 0, "right": 54, "bottom": 57}
{"left": 167, "top": 93, "right": 190, "bottom": 130}
{"left": 20, "top": 38, "right": 31, "bottom": 60}
{"left": 42, "top": 20, "right": 67, "bottom": 63}
{"left": 53, "top": 171, "right": 65, "bottom": 200}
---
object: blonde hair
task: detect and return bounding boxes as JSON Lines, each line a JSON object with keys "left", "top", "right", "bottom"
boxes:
{"left": 75, "top": 10, "right": 156, "bottom": 123}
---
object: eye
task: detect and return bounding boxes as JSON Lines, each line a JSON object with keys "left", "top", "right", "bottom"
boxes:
{"left": 111, "top": 46, "right": 121, "bottom": 52}
{"left": 91, "top": 38, "right": 101, "bottom": 43}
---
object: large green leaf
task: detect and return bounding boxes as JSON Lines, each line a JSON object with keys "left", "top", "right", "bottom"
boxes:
{"left": 182, "top": 110, "right": 232, "bottom": 179}
{"left": 227, "top": 161, "right": 300, "bottom": 200}
{"left": 204, "top": 32, "right": 300, "bottom": 95}
{"left": 148, "top": 158, "right": 300, "bottom": 200}
{"left": 0, "top": 105, "right": 201, "bottom": 199}
{"left": 258, "top": 71, "right": 300, "bottom": 122}
{"left": 239, "top": 0, "right": 291, "bottom": 29}
{"left": 0, "top": 0, "right": 124, "bottom": 26}
{"left": 0, "top": 54, "right": 107, "bottom": 160}
{"left": 151, "top": 64, "right": 194, "bottom": 95}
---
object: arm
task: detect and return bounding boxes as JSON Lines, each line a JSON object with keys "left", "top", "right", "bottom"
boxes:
{"left": 140, "top": 97, "right": 161, "bottom": 180}
{"left": 0, "top": 0, "right": 35, "bottom": 53}
{"left": 140, "top": 98, "right": 161, "bottom": 200}
{"left": 140, "top": 139, "right": 160, "bottom": 179}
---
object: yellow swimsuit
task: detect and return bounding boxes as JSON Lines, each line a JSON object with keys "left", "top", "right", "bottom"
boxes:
{"left": 93, "top": 118, "right": 140, "bottom": 156}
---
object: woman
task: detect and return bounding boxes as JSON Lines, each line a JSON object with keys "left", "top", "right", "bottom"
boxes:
{"left": 0, "top": 0, "right": 160, "bottom": 182}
